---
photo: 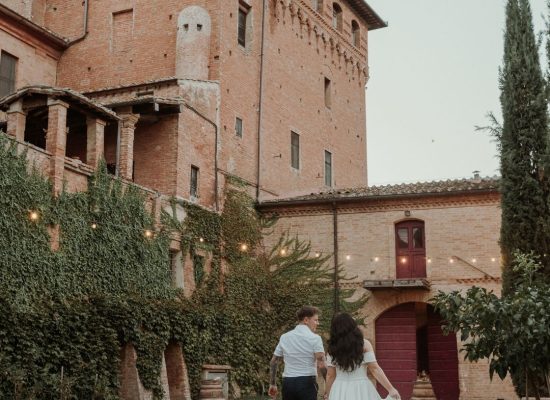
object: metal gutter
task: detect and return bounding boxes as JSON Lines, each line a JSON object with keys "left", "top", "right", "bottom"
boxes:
{"left": 256, "top": 0, "right": 267, "bottom": 201}
{"left": 66, "top": 0, "right": 89, "bottom": 45}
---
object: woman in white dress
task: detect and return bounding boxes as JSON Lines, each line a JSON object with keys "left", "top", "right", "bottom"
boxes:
{"left": 324, "top": 313, "right": 401, "bottom": 400}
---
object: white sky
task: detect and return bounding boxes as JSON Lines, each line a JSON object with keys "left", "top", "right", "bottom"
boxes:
{"left": 365, "top": 0, "right": 547, "bottom": 185}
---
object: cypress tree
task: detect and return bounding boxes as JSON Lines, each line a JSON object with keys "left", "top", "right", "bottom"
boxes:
{"left": 499, "top": 0, "right": 550, "bottom": 294}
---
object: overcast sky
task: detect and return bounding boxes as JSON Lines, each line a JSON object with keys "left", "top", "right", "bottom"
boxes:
{"left": 365, "top": 0, "right": 547, "bottom": 185}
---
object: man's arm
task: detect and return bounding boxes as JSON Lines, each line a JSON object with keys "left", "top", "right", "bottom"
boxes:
{"left": 315, "top": 352, "right": 327, "bottom": 380}
{"left": 268, "top": 355, "right": 283, "bottom": 398}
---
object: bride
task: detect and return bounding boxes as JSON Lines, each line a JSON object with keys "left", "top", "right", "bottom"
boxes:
{"left": 324, "top": 313, "right": 401, "bottom": 400}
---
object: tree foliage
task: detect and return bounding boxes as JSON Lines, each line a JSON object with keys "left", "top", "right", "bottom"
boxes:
{"left": 432, "top": 252, "right": 550, "bottom": 399}
{"left": 498, "top": 0, "right": 550, "bottom": 294}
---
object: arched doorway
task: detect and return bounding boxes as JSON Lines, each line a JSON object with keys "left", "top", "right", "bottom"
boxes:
{"left": 374, "top": 303, "right": 459, "bottom": 400}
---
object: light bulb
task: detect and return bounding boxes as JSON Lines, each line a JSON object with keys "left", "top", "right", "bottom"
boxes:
{"left": 144, "top": 229, "right": 153, "bottom": 238}
{"left": 29, "top": 211, "right": 39, "bottom": 221}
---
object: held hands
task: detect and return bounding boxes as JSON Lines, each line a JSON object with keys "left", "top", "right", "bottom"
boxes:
{"left": 268, "top": 384, "right": 278, "bottom": 398}
{"left": 388, "top": 388, "right": 401, "bottom": 400}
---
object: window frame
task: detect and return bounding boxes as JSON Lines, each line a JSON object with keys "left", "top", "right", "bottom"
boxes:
{"left": 190, "top": 165, "right": 199, "bottom": 198}
{"left": 351, "top": 20, "right": 360, "bottom": 47}
{"left": 332, "top": 2, "right": 343, "bottom": 32}
{"left": 235, "top": 116, "right": 243, "bottom": 138}
{"left": 324, "top": 150, "right": 332, "bottom": 187}
{"left": 291, "top": 131, "right": 300, "bottom": 170}
{"left": 0, "top": 51, "right": 17, "bottom": 98}
{"left": 237, "top": 3, "right": 250, "bottom": 48}
{"left": 324, "top": 77, "right": 332, "bottom": 109}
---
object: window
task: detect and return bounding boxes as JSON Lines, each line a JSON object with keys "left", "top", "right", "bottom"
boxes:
{"left": 351, "top": 20, "right": 360, "bottom": 47}
{"left": 395, "top": 220, "right": 426, "bottom": 279}
{"left": 324, "top": 77, "right": 332, "bottom": 109}
{"left": 238, "top": 3, "right": 250, "bottom": 47}
{"left": 0, "top": 51, "right": 17, "bottom": 98}
{"left": 190, "top": 165, "right": 199, "bottom": 198}
{"left": 235, "top": 117, "right": 243, "bottom": 137}
{"left": 193, "top": 254, "right": 205, "bottom": 285}
{"left": 291, "top": 131, "right": 300, "bottom": 169}
{"left": 324, "top": 150, "right": 332, "bottom": 187}
{"left": 332, "top": 3, "right": 342, "bottom": 32}
{"left": 312, "top": 0, "right": 323, "bottom": 12}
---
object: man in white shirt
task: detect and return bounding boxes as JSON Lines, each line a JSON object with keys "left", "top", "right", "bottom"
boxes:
{"left": 268, "top": 306, "right": 327, "bottom": 400}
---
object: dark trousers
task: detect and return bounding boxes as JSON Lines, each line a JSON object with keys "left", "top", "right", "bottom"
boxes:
{"left": 282, "top": 376, "right": 318, "bottom": 400}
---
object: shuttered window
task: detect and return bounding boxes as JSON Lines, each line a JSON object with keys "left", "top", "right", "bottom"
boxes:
{"left": 0, "top": 52, "right": 17, "bottom": 98}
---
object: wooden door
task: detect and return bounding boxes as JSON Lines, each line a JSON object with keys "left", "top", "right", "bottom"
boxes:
{"left": 375, "top": 303, "right": 417, "bottom": 400}
{"left": 395, "top": 221, "right": 426, "bottom": 279}
{"left": 427, "top": 306, "right": 460, "bottom": 400}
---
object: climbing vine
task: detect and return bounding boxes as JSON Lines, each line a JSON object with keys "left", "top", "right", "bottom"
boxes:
{"left": 0, "top": 133, "right": 365, "bottom": 399}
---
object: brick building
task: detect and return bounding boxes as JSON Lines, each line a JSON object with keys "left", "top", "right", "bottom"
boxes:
{"left": 0, "top": 0, "right": 516, "bottom": 399}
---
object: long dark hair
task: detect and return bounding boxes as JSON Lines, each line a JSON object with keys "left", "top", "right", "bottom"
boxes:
{"left": 327, "top": 313, "right": 364, "bottom": 372}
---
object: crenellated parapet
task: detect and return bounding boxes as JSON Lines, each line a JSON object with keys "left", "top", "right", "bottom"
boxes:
{"left": 271, "top": 0, "right": 369, "bottom": 80}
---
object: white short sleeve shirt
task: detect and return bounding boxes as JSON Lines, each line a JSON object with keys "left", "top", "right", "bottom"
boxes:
{"left": 274, "top": 324, "right": 324, "bottom": 377}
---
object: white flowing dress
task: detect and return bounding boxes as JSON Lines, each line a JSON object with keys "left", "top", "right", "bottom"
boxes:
{"left": 327, "top": 351, "right": 389, "bottom": 400}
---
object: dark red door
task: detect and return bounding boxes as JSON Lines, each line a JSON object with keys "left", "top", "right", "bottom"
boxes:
{"left": 427, "top": 306, "right": 460, "bottom": 400}
{"left": 375, "top": 303, "right": 417, "bottom": 400}
{"left": 395, "top": 221, "right": 426, "bottom": 279}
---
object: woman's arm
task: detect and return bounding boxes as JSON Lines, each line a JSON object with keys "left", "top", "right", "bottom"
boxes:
{"left": 363, "top": 340, "right": 400, "bottom": 400}
{"left": 324, "top": 366, "right": 336, "bottom": 399}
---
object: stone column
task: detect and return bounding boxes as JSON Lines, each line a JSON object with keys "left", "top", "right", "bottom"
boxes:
{"left": 118, "top": 112, "right": 139, "bottom": 181}
{"left": 45, "top": 98, "right": 69, "bottom": 196}
{"left": 6, "top": 100, "right": 26, "bottom": 141}
{"left": 86, "top": 117, "right": 106, "bottom": 168}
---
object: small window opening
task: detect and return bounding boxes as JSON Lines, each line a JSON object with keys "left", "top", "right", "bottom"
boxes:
{"left": 190, "top": 165, "right": 199, "bottom": 198}
{"left": 324, "top": 150, "right": 332, "bottom": 187}
{"left": 235, "top": 117, "right": 243, "bottom": 137}
{"left": 332, "top": 3, "right": 342, "bottom": 32}
{"left": 291, "top": 131, "right": 300, "bottom": 169}
{"left": 352, "top": 20, "right": 360, "bottom": 47}
{"left": 324, "top": 77, "right": 332, "bottom": 109}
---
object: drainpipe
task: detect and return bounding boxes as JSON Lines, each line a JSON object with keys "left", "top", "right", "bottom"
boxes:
{"left": 182, "top": 103, "right": 219, "bottom": 212}
{"left": 332, "top": 201, "right": 340, "bottom": 313}
{"left": 66, "top": 0, "right": 89, "bottom": 45}
{"left": 115, "top": 121, "right": 121, "bottom": 177}
{"left": 255, "top": 0, "right": 267, "bottom": 201}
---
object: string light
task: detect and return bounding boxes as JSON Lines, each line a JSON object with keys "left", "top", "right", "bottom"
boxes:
{"left": 471, "top": 258, "right": 477, "bottom": 263}
{"left": 345, "top": 255, "right": 351, "bottom": 261}
{"left": 280, "top": 248, "right": 287, "bottom": 256}
{"left": 491, "top": 257, "right": 496, "bottom": 262}
{"left": 240, "top": 243, "right": 248, "bottom": 252}
{"left": 427, "top": 258, "right": 432, "bottom": 264}
{"left": 91, "top": 222, "right": 98, "bottom": 230}
{"left": 449, "top": 258, "right": 454, "bottom": 264}
{"left": 374, "top": 257, "right": 379, "bottom": 262}
{"left": 400, "top": 257, "right": 407, "bottom": 264}
{"left": 199, "top": 237, "right": 204, "bottom": 243}
{"left": 144, "top": 229, "right": 153, "bottom": 238}
{"left": 315, "top": 252, "right": 321, "bottom": 258}
{"left": 29, "top": 210, "right": 39, "bottom": 221}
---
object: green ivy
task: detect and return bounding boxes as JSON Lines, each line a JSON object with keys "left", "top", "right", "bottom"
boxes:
{"left": 0, "top": 133, "right": 366, "bottom": 399}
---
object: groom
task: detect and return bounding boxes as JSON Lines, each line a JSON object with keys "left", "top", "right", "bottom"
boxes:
{"left": 268, "top": 306, "right": 327, "bottom": 400}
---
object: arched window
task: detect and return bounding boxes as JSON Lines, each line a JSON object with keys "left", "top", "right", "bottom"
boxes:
{"left": 395, "top": 220, "right": 426, "bottom": 279}
{"left": 332, "top": 3, "right": 342, "bottom": 32}
{"left": 313, "top": 0, "right": 323, "bottom": 13}
{"left": 351, "top": 20, "right": 360, "bottom": 47}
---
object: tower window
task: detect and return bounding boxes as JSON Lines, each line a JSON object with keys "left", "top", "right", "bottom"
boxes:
{"left": 235, "top": 117, "right": 243, "bottom": 137}
{"left": 324, "top": 77, "right": 332, "bottom": 109}
{"left": 352, "top": 20, "right": 360, "bottom": 47}
{"left": 291, "top": 131, "right": 300, "bottom": 169}
{"left": 332, "top": 3, "right": 343, "bottom": 32}
{"left": 190, "top": 165, "right": 199, "bottom": 198}
{"left": 238, "top": 3, "right": 251, "bottom": 47}
{"left": 324, "top": 150, "right": 332, "bottom": 187}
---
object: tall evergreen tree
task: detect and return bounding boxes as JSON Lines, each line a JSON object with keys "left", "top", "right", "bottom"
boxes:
{"left": 499, "top": 0, "right": 550, "bottom": 294}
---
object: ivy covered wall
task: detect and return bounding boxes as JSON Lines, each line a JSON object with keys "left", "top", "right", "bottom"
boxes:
{"left": 0, "top": 134, "right": 364, "bottom": 399}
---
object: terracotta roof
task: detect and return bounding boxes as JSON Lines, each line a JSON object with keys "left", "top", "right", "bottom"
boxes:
{"left": 0, "top": 86, "right": 119, "bottom": 121}
{"left": 259, "top": 176, "right": 500, "bottom": 206}
{"left": 347, "top": 1, "right": 387, "bottom": 30}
